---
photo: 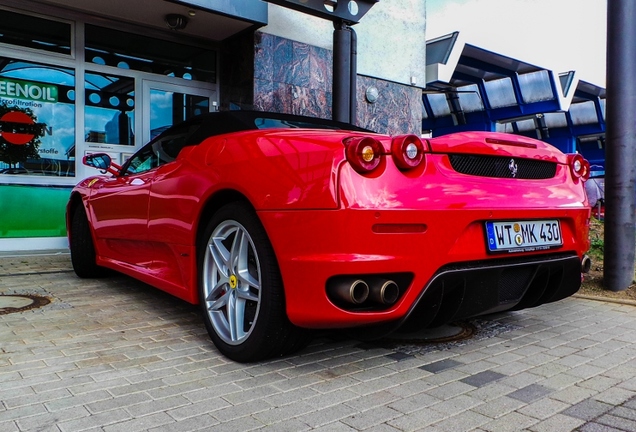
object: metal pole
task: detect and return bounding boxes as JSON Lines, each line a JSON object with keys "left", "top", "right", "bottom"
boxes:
{"left": 604, "top": 0, "right": 636, "bottom": 291}
{"left": 333, "top": 21, "right": 351, "bottom": 123}
{"left": 349, "top": 26, "right": 357, "bottom": 125}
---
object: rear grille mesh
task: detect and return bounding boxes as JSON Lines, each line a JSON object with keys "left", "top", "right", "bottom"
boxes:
{"left": 448, "top": 154, "right": 557, "bottom": 179}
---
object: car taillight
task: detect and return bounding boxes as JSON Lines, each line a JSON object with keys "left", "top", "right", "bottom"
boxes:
{"left": 391, "top": 134, "right": 426, "bottom": 170}
{"left": 345, "top": 137, "right": 384, "bottom": 174}
{"left": 568, "top": 154, "right": 590, "bottom": 181}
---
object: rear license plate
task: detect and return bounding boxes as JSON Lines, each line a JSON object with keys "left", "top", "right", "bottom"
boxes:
{"left": 485, "top": 220, "right": 562, "bottom": 253}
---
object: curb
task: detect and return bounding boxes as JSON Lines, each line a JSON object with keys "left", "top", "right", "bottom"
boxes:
{"left": 573, "top": 293, "right": 636, "bottom": 306}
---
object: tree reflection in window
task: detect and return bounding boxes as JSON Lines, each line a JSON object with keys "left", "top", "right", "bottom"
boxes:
{"left": 0, "top": 58, "right": 75, "bottom": 176}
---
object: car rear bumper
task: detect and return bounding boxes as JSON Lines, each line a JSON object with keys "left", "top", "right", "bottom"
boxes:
{"left": 258, "top": 207, "right": 590, "bottom": 329}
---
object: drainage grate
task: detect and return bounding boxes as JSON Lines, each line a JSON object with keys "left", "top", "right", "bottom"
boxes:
{"left": 0, "top": 294, "right": 51, "bottom": 315}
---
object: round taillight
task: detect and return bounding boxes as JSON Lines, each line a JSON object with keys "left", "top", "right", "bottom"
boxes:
{"left": 391, "top": 134, "right": 425, "bottom": 170}
{"left": 345, "top": 137, "right": 384, "bottom": 174}
{"left": 568, "top": 154, "right": 590, "bottom": 181}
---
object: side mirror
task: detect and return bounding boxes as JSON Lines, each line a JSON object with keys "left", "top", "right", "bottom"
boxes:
{"left": 83, "top": 153, "right": 111, "bottom": 170}
{"left": 83, "top": 153, "right": 121, "bottom": 175}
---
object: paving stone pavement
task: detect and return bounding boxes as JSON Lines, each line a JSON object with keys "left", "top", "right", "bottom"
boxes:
{"left": 1, "top": 251, "right": 636, "bottom": 432}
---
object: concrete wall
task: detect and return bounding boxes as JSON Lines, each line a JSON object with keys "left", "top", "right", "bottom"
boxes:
{"left": 262, "top": 1, "right": 427, "bottom": 89}
{"left": 251, "top": 31, "right": 423, "bottom": 135}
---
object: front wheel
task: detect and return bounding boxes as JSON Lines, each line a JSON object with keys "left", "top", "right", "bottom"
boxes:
{"left": 199, "top": 202, "right": 308, "bottom": 362}
{"left": 69, "top": 206, "right": 107, "bottom": 278}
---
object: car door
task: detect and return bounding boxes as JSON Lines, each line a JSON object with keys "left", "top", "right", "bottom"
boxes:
{"left": 140, "top": 121, "right": 207, "bottom": 289}
{"left": 146, "top": 121, "right": 204, "bottom": 245}
{"left": 88, "top": 142, "right": 159, "bottom": 265}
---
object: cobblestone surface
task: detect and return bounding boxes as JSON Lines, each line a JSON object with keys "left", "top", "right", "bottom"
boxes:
{"left": 1, "top": 252, "right": 635, "bottom": 431}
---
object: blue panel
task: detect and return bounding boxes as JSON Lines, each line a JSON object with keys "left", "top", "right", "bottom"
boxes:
{"left": 172, "top": 0, "right": 268, "bottom": 24}
{"left": 429, "top": 122, "right": 494, "bottom": 136}
{"left": 423, "top": 110, "right": 495, "bottom": 135}
{"left": 543, "top": 136, "right": 575, "bottom": 154}
{"left": 570, "top": 123, "right": 606, "bottom": 136}
{"left": 459, "top": 56, "right": 524, "bottom": 77}
{"left": 518, "top": 100, "right": 561, "bottom": 114}
{"left": 578, "top": 137, "right": 605, "bottom": 168}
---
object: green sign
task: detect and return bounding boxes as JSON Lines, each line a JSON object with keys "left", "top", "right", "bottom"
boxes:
{"left": 0, "top": 184, "right": 69, "bottom": 238}
{"left": 0, "top": 77, "right": 58, "bottom": 103}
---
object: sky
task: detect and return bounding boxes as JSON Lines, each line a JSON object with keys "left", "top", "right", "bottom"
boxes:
{"left": 426, "top": 0, "right": 607, "bottom": 86}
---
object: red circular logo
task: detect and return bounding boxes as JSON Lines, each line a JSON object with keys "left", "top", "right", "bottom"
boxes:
{"left": 0, "top": 111, "right": 36, "bottom": 145}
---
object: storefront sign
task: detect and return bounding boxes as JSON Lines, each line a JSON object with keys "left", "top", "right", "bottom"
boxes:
{"left": 0, "top": 78, "right": 58, "bottom": 103}
{"left": 0, "top": 111, "right": 36, "bottom": 145}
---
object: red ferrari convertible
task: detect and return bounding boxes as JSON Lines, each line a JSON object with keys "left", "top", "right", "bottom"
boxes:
{"left": 67, "top": 111, "right": 591, "bottom": 362}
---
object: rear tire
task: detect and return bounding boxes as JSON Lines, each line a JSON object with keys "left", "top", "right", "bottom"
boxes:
{"left": 198, "top": 202, "right": 309, "bottom": 362}
{"left": 70, "top": 206, "right": 106, "bottom": 278}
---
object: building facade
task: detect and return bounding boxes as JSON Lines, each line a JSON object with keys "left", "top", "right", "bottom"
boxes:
{"left": 0, "top": 0, "right": 426, "bottom": 251}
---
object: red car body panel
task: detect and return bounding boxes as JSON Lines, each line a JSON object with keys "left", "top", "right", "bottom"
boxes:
{"left": 68, "top": 114, "right": 590, "bottom": 331}
{"left": 262, "top": 148, "right": 589, "bottom": 327}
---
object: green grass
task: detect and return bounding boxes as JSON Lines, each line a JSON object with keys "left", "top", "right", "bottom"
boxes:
{"left": 588, "top": 218, "right": 604, "bottom": 261}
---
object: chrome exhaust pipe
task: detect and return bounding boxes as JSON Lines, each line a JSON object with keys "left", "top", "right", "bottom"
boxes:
{"left": 327, "top": 278, "right": 369, "bottom": 304}
{"left": 368, "top": 278, "right": 400, "bottom": 305}
{"left": 581, "top": 255, "right": 591, "bottom": 273}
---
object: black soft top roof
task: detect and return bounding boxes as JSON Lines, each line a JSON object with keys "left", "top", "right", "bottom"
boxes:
{"left": 179, "top": 110, "right": 372, "bottom": 146}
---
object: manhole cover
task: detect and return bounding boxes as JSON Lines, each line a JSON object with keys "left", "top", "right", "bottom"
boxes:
{"left": 0, "top": 294, "right": 51, "bottom": 315}
{"left": 384, "top": 322, "right": 475, "bottom": 344}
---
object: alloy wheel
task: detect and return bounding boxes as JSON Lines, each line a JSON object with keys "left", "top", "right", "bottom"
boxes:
{"left": 202, "top": 220, "right": 262, "bottom": 345}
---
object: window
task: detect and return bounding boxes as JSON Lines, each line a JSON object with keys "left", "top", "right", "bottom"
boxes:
{"left": 85, "top": 25, "right": 217, "bottom": 83}
{"left": 457, "top": 84, "right": 484, "bottom": 113}
{"left": 124, "top": 144, "right": 159, "bottom": 174}
{"left": 0, "top": 58, "right": 75, "bottom": 176}
{"left": 0, "top": 9, "right": 71, "bottom": 55}
{"left": 570, "top": 101, "right": 599, "bottom": 125}
{"left": 84, "top": 72, "right": 135, "bottom": 145}
{"left": 0, "top": 12, "right": 217, "bottom": 179}
{"left": 544, "top": 112, "right": 568, "bottom": 128}
{"left": 484, "top": 78, "right": 517, "bottom": 108}
{"left": 519, "top": 70, "right": 554, "bottom": 103}
{"left": 123, "top": 122, "right": 199, "bottom": 175}
{"left": 426, "top": 93, "right": 451, "bottom": 117}
{"left": 149, "top": 89, "right": 208, "bottom": 139}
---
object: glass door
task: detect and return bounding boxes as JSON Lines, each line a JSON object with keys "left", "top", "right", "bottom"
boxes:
{"left": 142, "top": 80, "right": 215, "bottom": 145}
